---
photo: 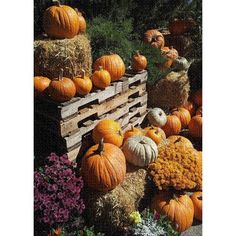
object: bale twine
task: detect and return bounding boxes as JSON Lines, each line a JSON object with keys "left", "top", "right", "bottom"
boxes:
{"left": 81, "top": 165, "right": 155, "bottom": 235}
{"left": 34, "top": 34, "right": 92, "bottom": 78}
{"left": 147, "top": 71, "right": 190, "bottom": 109}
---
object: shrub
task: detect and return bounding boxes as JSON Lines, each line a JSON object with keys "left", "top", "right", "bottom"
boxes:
{"left": 34, "top": 153, "right": 85, "bottom": 227}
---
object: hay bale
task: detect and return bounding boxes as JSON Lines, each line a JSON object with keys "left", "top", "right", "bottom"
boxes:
{"left": 147, "top": 71, "right": 190, "bottom": 109}
{"left": 34, "top": 34, "right": 92, "bottom": 78}
{"left": 82, "top": 164, "right": 155, "bottom": 235}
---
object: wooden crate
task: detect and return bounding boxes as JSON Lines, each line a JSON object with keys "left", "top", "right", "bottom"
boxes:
{"left": 34, "top": 70, "right": 148, "bottom": 161}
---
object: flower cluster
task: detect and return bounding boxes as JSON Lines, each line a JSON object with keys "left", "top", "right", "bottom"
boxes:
{"left": 34, "top": 153, "right": 85, "bottom": 226}
{"left": 148, "top": 142, "right": 202, "bottom": 190}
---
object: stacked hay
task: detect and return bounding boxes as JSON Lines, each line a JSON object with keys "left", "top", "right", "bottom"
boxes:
{"left": 148, "top": 71, "right": 190, "bottom": 109}
{"left": 34, "top": 34, "right": 92, "bottom": 78}
{"left": 82, "top": 164, "right": 155, "bottom": 235}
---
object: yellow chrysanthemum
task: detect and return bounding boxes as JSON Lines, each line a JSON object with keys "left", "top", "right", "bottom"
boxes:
{"left": 130, "top": 211, "right": 142, "bottom": 224}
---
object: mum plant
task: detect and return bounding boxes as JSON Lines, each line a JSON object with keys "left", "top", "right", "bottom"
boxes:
{"left": 34, "top": 153, "right": 85, "bottom": 227}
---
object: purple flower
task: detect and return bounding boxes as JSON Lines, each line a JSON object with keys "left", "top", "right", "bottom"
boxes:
{"left": 154, "top": 211, "right": 161, "bottom": 221}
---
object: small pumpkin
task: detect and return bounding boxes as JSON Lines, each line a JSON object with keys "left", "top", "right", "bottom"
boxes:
{"left": 93, "top": 53, "right": 125, "bottom": 81}
{"left": 151, "top": 191, "right": 194, "bottom": 232}
{"left": 196, "top": 106, "right": 202, "bottom": 116}
{"left": 147, "top": 108, "right": 167, "bottom": 127}
{"left": 131, "top": 51, "right": 147, "bottom": 72}
{"left": 73, "top": 69, "right": 92, "bottom": 96}
{"left": 81, "top": 139, "right": 126, "bottom": 192}
{"left": 124, "top": 125, "right": 144, "bottom": 142}
{"left": 145, "top": 126, "right": 166, "bottom": 145}
{"left": 190, "top": 192, "right": 202, "bottom": 221}
{"left": 48, "top": 69, "right": 76, "bottom": 102}
{"left": 157, "top": 46, "right": 179, "bottom": 70}
{"left": 171, "top": 107, "right": 191, "bottom": 128}
{"left": 144, "top": 29, "right": 165, "bottom": 49}
{"left": 172, "top": 56, "right": 190, "bottom": 71}
{"left": 43, "top": 0, "right": 80, "bottom": 39}
{"left": 92, "top": 66, "right": 111, "bottom": 89}
{"left": 162, "top": 115, "right": 182, "bottom": 137}
{"left": 75, "top": 8, "right": 86, "bottom": 33}
{"left": 188, "top": 115, "right": 202, "bottom": 138}
{"left": 167, "top": 135, "right": 194, "bottom": 149}
{"left": 191, "top": 89, "right": 202, "bottom": 107}
{"left": 182, "top": 101, "right": 196, "bottom": 117}
{"left": 34, "top": 76, "right": 51, "bottom": 97}
{"left": 92, "top": 119, "right": 123, "bottom": 147}
{"left": 122, "top": 136, "right": 158, "bottom": 167}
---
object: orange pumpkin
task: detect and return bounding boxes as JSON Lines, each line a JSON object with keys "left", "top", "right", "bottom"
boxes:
{"left": 48, "top": 69, "right": 76, "bottom": 102}
{"left": 43, "top": 0, "right": 79, "bottom": 39}
{"left": 34, "top": 76, "right": 51, "bottom": 97}
{"left": 167, "top": 135, "right": 194, "bottom": 149}
{"left": 151, "top": 191, "right": 194, "bottom": 232}
{"left": 191, "top": 192, "right": 202, "bottom": 221}
{"left": 73, "top": 69, "right": 92, "bottom": 96}
{"left": 182, "top": 101, "right": 196, "bottom": 117}
{"left": 162, "top": 115, "right": 182, "bottom": 137}
{"left": 188, "top": 115, "right": 202, "bottom": 138}
{"left": 169, "top": 18, "right": 196, "bottom": 35}
{"left": 92, "top": 119, "right": 124, "bottom": 147}
{"left": 157, "top": 46, "right": 179, "bottom": 70}
{"left": 196, "top": 106, "right": 202, "bottom": 116}
{"left": 131, "top": 51, "right": 147, "bottom": 72}
{"left": 92, "top": 66, "right": 111, "bottom": 89}
{"left": 81, "top": 139, "right": 126, "bottom": 192}
{"left": 75, "top": 8, "right": 86, "bottom": 33}
{"left": 93, "top": 53, "right": 125, "bottom": 81}
{"left": 144, "top": 126, "right": 166, "bottom": 145}
{"left": 124, "top": 125, "right": 143, "bottom": 142}
{"left": 191, "top": 89, "right": 202, "bottom": 107}
{"left": 171, "top": 107, "right": 191, "bottom": 128}
{"left": 144, "top": 29, "right": 165, "bottom": 48}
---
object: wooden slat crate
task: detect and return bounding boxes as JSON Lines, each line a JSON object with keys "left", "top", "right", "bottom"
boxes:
{"left": 34, "top": 70, "right": 148, "bottom": 161}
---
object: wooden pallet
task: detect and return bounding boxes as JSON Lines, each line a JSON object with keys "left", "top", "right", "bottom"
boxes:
{"left": 35, "top": 83, "right": 146, "bottom": 137}
{"left": 35, "top": 70, "right": 147, "bottom": 120}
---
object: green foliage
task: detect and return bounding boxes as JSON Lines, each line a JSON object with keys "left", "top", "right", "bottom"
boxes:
{"left": 77, "top": 226, "right": 104, "bottom": 236}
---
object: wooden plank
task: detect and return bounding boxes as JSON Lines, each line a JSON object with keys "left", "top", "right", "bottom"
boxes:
{"left": 35, "top": 71, "right": 147, "bottom": 120}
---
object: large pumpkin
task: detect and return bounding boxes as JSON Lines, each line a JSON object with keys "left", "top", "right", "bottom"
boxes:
{"left": 188, "top": 115, "right": 202, "bottom": 138}
{"left": 171, "top": 107, "right": 191, "bottom": 128}
{"left": 147, "top": 108, "right": 167, "bottom": 127}
{"left": 43, "top": 0, "right": 80, "bottom": 39}
{"left": 124, "top": 125, "right": 144, "bottom": 142}
{"left": 168, "top": 18, "right": 196, "bottom": 35}
{"left": 196, "top": 106, "right": 202, "bottom": 116}
{"left": 73, "top": 69, "right": 92, "bottom": 96}
{"left": 48, "top": 69, "right": 76, "bottom": 102}
{"left": 131, "top": 51, "right": 147, "bottom": 72}
{"left": 144, "top": 29, "right": 165, "bottom": 49}
{"left": 167, "top": 135, "right": 193, "bottom": 149}
{"left": 92, "top": 119, "right": 123, "bottom": 147}
{"left": 191, "top": 192, "right": 202, "bottom": 221}
{"left": 144, "top": 126, "right": 166, "bottom": 145}
{"left": 122, "top": 136, "right": 158, "bottom": 167}
{"left": 93, "top": 53, "right": 125, "bottom": 81}
{"left": 75, "top": 8, "right": 86, "bottom": 33}
{"left": 92, "top": 66, "right": 111, "bottom": 89}
{"left": 151, "top": 191, "right": 194, "bottom": 232}
{"left": 162, "top": 115, "right": 182, "bottom": 137}
{"left": 34, "top": 76, "right": 51, "bottom": 97}
{"left": 81, "top": 139, "right": 126, "bottom": 192}
{"left": 182, "top": 101, "right": 196, "bottom": 117}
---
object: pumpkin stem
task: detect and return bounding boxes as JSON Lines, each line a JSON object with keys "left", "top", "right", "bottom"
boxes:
{"left": 97, "top": 138, "right": 104, "bottom": 155}
{"left": 174, "top": 137, "right": 182, "bottom": 144}
{"left": 58, "top": 68, "right": 64, "bottom": 81}
{"left": 118, "top": 129, "right": 123, "bottom": 137}
{"left": 135, "top": 50, "right": 140, "bottom": 56}
{"left": 81, "top": 69, "right": 86, "bottom": 78}
{"left": 131, "top": 125, "right": 134, "bottom": 131}
{"left": 52, "top": 0, "right": 61, "bottom": 6}
{"left": 99, "top": 66, "right": 103, "bottom": 71}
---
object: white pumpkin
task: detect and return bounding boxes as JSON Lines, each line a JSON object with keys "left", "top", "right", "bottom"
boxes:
{"left": 147, "top": 108, "right": 167, "bottom": 127}
{"left": 172, "top": 56, "right": 190, "bottom": 71}
{"left": 122, "top": 136, "right": 158, "bottom": 167}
